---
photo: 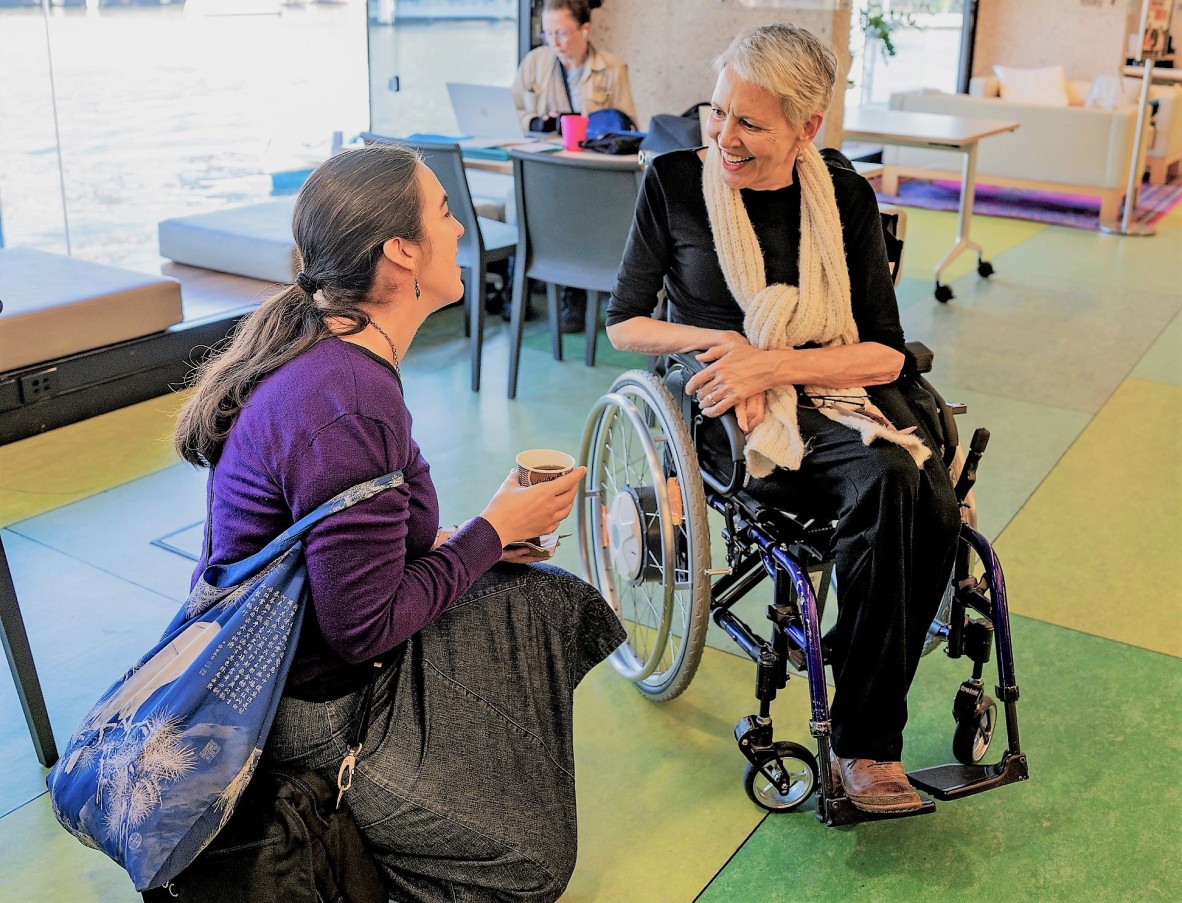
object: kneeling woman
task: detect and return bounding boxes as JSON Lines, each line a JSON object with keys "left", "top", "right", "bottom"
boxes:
{"left": 174, "top": 144, "right": 625, "bottom": 902}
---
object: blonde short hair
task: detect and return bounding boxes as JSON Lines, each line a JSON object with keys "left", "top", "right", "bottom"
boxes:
{"left": 714, "top": 24, "right": 838, "bottom": 129}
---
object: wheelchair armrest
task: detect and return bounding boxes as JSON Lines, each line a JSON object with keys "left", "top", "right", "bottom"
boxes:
{"left": 906, "top": 341, "right": 934, "bottom": 375}
{"left": 666, "top": 352, "right": 747, "bottom": 496}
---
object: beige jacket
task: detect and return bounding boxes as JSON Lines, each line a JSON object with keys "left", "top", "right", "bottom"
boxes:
{"left": 511, "top": 42, "right": 638, "bottom": 131}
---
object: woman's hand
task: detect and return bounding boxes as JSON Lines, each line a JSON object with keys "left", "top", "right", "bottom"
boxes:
{"left": 685, "top": 339, "right": 777, "bottom": 417}
{"left": 479, "top": 467, "right": 586, "bottom": 547}
{"left": 735, "top": 392, "right": 767, "bottom": 432}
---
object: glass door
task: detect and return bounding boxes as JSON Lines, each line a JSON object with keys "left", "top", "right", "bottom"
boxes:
{"left": 848, "top": 0, "right": 969, "bottom": 109}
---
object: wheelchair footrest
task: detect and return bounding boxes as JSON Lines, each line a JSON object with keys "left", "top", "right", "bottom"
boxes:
{"left": 819, "top": 795, "right": 935, "bottom": 827}
{"left": 907, "top": 752, "right": 1029, "bottom": 801}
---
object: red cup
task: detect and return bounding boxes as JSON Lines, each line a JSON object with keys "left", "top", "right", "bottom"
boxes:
{"left": 561, "top": 114, "right": 589, "bottom": 151}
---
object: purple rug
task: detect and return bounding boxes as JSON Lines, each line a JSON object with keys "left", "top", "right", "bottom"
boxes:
{"left": 871, "top": 176, "right": 1182, "bottom": 231}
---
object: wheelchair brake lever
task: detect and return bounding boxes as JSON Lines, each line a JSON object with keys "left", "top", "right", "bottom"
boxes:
{"left": 954, "top": 428, "right": 990, "bottom": 503}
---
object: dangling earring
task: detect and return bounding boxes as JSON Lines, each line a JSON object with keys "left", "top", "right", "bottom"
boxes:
{"left": 414, "top": 276, "right": 421, "bottom": 300}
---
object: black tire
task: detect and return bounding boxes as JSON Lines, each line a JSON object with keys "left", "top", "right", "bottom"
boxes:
{"left": 578, "top": 370, "right": 712, "bottom": 701}
{"left": 977, "top": 261, "right": 995, "bottom": 278}
{"left": 934, "top": 283, "right": 954, "bottom": 303}
{"left": 953, "top": 696, "right": 997, "bottom": 764}
{"left": 742, "top": 742, "right": 818, "bottom": 812}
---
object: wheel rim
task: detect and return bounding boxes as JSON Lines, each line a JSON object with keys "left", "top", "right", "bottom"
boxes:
{"left": 577, "top": 378, "right": 707, "bottom": 694}
{"left": 751, "top": 753, "right": 814, "bottom": 809}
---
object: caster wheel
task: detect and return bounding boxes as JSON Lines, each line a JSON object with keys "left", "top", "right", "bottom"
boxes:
{"left": 953, "top": 695, "right": 997, "bottom": 764}
{"left": 977, "top": 261, "right": 995, "bottom": 278}
{"left": 742, "top": 741, "right": 818, "bottom": 812}
{"left": 934, "top": 283, "right": 954, "bottom": 303}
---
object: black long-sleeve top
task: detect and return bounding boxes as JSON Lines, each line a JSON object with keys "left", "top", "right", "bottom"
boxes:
{"left": 606, "top": 149, "right": 907, "bottom": 359}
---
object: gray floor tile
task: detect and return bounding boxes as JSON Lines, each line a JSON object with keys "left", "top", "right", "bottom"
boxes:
{"left": 901, "top": 276, "right": 1178, "bottom": 414}
{"left": 10, "top": 465, "right": 208, "bottom": 603}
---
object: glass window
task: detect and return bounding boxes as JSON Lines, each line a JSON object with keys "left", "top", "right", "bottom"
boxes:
{"left": 1, "top": 1, "right": 368, "bottom": 275}
{"left": 849, "top": 1, "right": 967, "bottom": 108}
{"left": 368, "top": 0, "right": 518, "bottom": 138}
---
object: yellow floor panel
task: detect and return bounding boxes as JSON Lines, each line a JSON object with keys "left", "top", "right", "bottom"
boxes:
{"left": 0, "top": 795, "right": 140, "bottom": 902}
{"left": 0, "top": 391, "right": 189, "bottom": 527}
{"left": 564, "top": 643, "right": 811, "bottom": 902}
{"left": 897, "top": 207, "right": 1047, "bottom": 285}
{"left": 995, "top": 378, "right": 1182, "bottom": 657}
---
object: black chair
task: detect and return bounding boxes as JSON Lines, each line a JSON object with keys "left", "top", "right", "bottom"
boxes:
{"left": 506, "top": 150, "right": 643, "bottom": 399}
{"left": 360, "top": 134, "right": 517, "bottom": 392}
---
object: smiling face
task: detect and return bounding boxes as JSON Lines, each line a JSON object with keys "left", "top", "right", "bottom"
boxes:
{"left": 543, "top": 8, "right": 590, "bottom": 69}
{"left": 705, "top": 66, "right": 820, "bottom": 191}
{"left": 413, "top": 163, "right": 465, "bottom": 308}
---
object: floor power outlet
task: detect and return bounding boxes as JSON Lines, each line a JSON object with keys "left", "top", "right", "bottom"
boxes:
{"left": 18, "top": 368, "right": 58, "bottom": 404}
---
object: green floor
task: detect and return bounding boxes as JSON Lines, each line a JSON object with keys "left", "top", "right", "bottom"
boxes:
{"left": 1, "top": 203, "right": 1179, "bottom": 902}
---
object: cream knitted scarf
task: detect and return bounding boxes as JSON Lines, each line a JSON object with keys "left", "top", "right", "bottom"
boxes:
{"left": 701, "top": 142, "right": 929, "bottom": 477}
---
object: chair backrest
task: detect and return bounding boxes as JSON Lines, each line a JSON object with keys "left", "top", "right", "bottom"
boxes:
{"left": 879, "top": 206, "right": 906, "bottom": 287}
{"left": 510, "top": 151, "right": 643, "bottom": 292}
{"left": 358, "top": 133, "right": 484, "bottom": 263}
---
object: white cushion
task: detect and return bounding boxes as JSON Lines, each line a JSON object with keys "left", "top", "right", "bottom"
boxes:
{"left": 993, "top": 65, "right": 1070, "bottom": 107}
{"left": 158, "top": 197, "right": 298, "bottom": 283}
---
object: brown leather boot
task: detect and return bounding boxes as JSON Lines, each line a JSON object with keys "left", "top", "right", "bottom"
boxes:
{"left": 834, "top": 757, "right": 923, "bottom": 813}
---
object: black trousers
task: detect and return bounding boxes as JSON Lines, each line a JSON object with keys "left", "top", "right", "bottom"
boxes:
{"left": 706, "top": 385, "right": 960, "bottom": 761}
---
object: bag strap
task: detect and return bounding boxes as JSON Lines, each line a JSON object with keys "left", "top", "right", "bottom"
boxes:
{"left": 335, "top": 643, "right": 406, "bottom": 809}
{"left": 556, "top": 58, "right": 576, "bottom": 113}
{"left": 204, "top": 471, "right": 405, "bottom": 584}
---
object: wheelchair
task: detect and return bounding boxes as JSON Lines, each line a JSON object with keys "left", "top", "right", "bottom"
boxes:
{"left": 576, "top": 346, "right": 1030, "bottom": 826}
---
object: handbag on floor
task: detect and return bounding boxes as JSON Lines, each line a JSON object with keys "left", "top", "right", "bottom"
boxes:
{"left": 46, "top": 470, "right": 404, "bottom": 893}
{"left": 139, "top": 650, "right": 399, "bottom": 903}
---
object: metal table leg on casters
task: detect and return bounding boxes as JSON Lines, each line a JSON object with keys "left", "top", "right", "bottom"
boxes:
{"left": 0, "top": 533, "right": 58, "bottom": 768}
{"left": 933, "top": 142, "right": 994, "bottom": 303}
{"left": 841, "top": 107, "right": 1019, "bottom": 304}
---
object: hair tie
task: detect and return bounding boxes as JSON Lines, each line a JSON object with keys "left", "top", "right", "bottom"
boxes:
{"left": 295, "top": 271, "right": 318, "bottom": 294}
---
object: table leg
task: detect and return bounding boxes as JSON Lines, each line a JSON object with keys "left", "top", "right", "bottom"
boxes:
{"left": 0, "top": 533, "right": 58, "bottom": 768}
{"left": 933, "top": 143, "right": 986, "bottom": 296}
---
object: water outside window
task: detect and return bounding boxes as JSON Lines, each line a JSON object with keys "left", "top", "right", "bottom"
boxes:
{"left": 0, "top": 0, "right": 515, "bottom": 277}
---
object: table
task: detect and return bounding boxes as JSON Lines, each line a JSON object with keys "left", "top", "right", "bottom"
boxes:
{"left": 462, "top": 144, "right": 641, "bottom": 175}
{"left": 1122, "top": 63, "right": 1182, "bottom": 84}
{"left": 1, "top": 534, "right": 58, "bottom": 767}
{"left": 843, "top": 107, "right": 1019, "bottom": 301}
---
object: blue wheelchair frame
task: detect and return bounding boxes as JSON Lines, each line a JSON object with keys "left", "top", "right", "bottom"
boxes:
{"left": 577, "top": 346, "right": 1030, "bottom": 825}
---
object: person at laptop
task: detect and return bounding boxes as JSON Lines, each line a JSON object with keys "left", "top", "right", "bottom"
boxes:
{"left": 512, "top": 0, "right": 638, "bottom": 333}
{"left": 512, "top": 0, "right": 637, "bottom": 135}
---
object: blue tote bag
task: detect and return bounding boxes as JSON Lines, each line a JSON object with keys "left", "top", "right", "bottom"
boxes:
{"left": 46, "top": 470, "right": 404, "bottom": 892}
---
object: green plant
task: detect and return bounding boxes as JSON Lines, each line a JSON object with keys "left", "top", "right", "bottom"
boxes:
{"left": 860, "top": 2, "right": 919, "bottom": 62}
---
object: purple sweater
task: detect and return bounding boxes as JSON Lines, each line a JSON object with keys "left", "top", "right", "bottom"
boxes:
{"left": 193, "top": 338, "right": 504, "bottom": 689}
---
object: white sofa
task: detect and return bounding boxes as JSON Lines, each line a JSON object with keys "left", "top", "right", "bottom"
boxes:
{"left": 881, "top": 77, "right": 1159, "bottom": 226}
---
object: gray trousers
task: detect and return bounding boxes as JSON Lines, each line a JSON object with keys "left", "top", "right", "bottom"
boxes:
{"left": 265, "top": 564, "right": 625, "bottom": 903}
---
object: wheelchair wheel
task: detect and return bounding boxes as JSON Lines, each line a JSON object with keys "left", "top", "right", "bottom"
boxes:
{"left": 953, "top": 695, "right": 997, "bottom": 765}
{"left": 578, "top": 369, "right": 711, "bottom": 701}
{"left": 742, "top": 742, "right": 818, "bottom": 813}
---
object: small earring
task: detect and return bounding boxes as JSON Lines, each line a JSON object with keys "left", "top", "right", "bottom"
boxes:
{"left": 414, "top": 277, "right": 421, "bottom": 300}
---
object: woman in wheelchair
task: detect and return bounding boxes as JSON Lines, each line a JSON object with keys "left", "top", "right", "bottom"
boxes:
{"left": 604, "top": 24, "right": 961, "bottom": 815}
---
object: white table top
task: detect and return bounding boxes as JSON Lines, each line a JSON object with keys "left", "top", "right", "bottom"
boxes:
{"left": 1122, "top": 63, "right": 1182, "bottom": 84}
{"left": 843, "top": 107, "right": 1020, "bottom": 150}
{"left": 852, "top": 159, "right": 884, "bottom": 179}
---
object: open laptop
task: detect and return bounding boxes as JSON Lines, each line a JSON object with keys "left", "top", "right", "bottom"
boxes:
{"left": 446, "top": 83, "right": 526, "bottom": 144}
